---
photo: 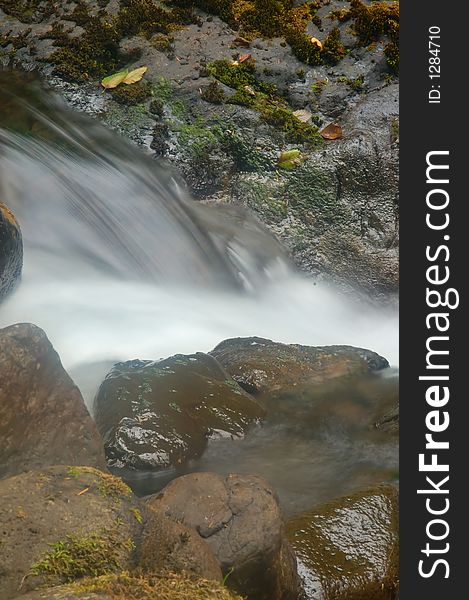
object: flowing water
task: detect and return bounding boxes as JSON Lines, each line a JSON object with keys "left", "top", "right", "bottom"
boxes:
{"left": 0, "top": 72, "right": 398, "bottom": 514}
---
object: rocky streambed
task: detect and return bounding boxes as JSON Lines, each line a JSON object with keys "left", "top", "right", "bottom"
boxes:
{"left": 0, "top": 316, "right": 399, "bottom": 600}
{"left": 1, "top": 0, "right": 399, "bottom": 301}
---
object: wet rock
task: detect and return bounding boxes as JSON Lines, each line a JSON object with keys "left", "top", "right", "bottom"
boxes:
{"left": 146, "top": 472, "right": 299, "bottom": 600}
{"left": 210, "top": 337, "right": 389, "bottom": 395}
{"left": 374, "top": 404, "right": 399, "bottom": 434}
{"left": 17, "top": 572, "right": 244, "bottom": 599}
{"left": 140, "top": 508, "right": 222, "bottom": 581}
{"left": 93, "top": 354, "right": 265, "bottom": 471}
{"left": 0, "top": 466, "right": 141, "bottom": 599}
{"left": 0, "top": 324, "right": 106, "bottom": 479}
{"left": 287, "top": 485, "right": 399, "bottom": 600}
{"left": 0, "top": 202, "right": 23, "bottom": 300}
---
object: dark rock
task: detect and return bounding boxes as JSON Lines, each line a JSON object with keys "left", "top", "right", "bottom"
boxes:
{"left": 287, "top": 485, "right": 399, "bottom": 599}
{"left": 210, "top": 337, "right": 389, "bottom": 395}
{"left": 0, "top": 466, "right": 141, "bottom": 599}
{"left": 0, "top": 324, "right": 106, "bottom": 479}
{"left": 93, "top": 354, "right": 265, "bottom": 471}
{"left": 0, "top": 202, "right": 23, "bottom": 300}
{"left": 140, "top": 508, "right": 222, "bottom": 581}
{"left": 146, "top": 472, "right": 300, "bottom": 600}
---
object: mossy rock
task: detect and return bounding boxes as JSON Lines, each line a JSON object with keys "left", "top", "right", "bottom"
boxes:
{"left": 0, "top": 202, "right": 23, "bottom": 300}
{"left": 210, "top": 337, "right": 389, "bottom": 396}
{"left": 16, "top": 572, "right": 244, "bottom": 599}
{"left": 93, "top": 353, "right": 266, "bottom": 471}
{"left": 287, "top": 485, "right": 399, "bottom": 599}
{"left": 0, "top": 466, "right": 141, "bottom": 599}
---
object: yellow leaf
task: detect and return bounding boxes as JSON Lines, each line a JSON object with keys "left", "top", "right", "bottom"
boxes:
{"left": 101, "top": 70, "right": 129, "bottom": 89}
{"left": 123, "top": 66, "right": 148, "bottom": 85}
{"left": 293, "top": 109, "right": 312, "bottom": 123}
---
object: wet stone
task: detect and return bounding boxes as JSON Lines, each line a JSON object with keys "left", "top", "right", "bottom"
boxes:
{"left": 93, "top": 353, "right": 266, "bottom": 471}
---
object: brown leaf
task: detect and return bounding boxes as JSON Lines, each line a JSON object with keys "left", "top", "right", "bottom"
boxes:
{"left": 238, "top": 53, "right": 252, "bottom": 63}
{"left": 310, "top": 37, "right": 323, "bottom": 50}
{"left": 320, "top": 123, "right": 343, "bottom": 140}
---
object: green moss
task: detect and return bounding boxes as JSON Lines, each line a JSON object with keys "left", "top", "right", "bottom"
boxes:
{"left": 64, "top": 466, "right": 132, "bottom": 501}
{"left": 0, "top": 0, "right": 54, "bottom": 24}
{"left": 30, "top": 531, "right": 134, "bottom": 584}
{"left": 151, "top": 32, "right": 174, "bottom": 52}
{"left": 130, "top": 508, "right": 143, "bottom": 524}
{"left": 176, "top": 119, "right": 221, "bottom": 158}
{"left": 349, "top": 0, "right": 399, "bottom": 45}
{"left": 110, "top": 81, "right": 152, "bottom": 105}
{"left": 200, "top": 81, "right": 227, "bottom": 104}
{"left": 384, "top": 39, "right": 399, "bottom": 72}
{"left": 312, "top": 79, "right": 327, "bottom": 96}
{"left": 286, "top": 30, "right": 322, "bottom": 66}
{"left": 66, "top": 466, "right": 81, "bottom": 478}
{"left": 322, "top": 27, "right": 345, "bottom": 64}
{"left": 338, "top": 74, "right": 364, "bottom": 91}
{"left": 206, "top": 59, "right": 320, "bottom": 145}
{"left": 63, "top": 571, "right": 243, "bottom": 599}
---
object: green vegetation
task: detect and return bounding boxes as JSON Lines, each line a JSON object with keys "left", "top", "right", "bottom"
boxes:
{"left": 201, "top": 81, "right": 227, "bottom": 104}
{"left": 110, "top": 81, "right": 153, "bottom": 105}
{"left": 64, "top": 466, "right": 132, "bottom": 501}
{"left": 30, "top": 531, "right": 134, "bottom": 584}
{"left": 0, "top": 0, "right": 54, "bottom": 23}
{"left": 60, "top": 571, "right": 243, "bottom": 599}
{"left": 338, "top": 74, "right": 364, "bottom": 91}
{"left": 206, "top": 59, "right": 321, "bottom": 145}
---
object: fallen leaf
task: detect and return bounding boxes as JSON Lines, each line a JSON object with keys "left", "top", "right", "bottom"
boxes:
{"left": 232, "top": 36, "right": 250, "bottom": 48}
{"left": 244, "top": 85, "right": 256, "bottom": 96}
{"left": 77, "top": 487, "right": 90, "bottom": 496}
{"left": 320, "top": 123, "right": 343, "bottom": 140}
{"left": 123, "top": 66, "right": 148, "bottom": 85}
{"left": 310, "top": 37, "right": 323, "bottom": 50}
{"left": 101, "top": 69, "right": 129, "bottom": 89}
{"left": 293, "top": 109, "right": 312, "bottom": 123}
{"left": 278, "top": 149, "right": 305, "bottom": 170}
{"left": 238, "top": 53, "right": 252, "bottom": 63}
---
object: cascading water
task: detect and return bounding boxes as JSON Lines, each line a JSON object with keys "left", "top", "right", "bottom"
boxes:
{"left": 0, "top": 72, "right": 398, "bottom": 512}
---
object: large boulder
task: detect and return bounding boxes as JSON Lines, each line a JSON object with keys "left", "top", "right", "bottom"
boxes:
{"left": 93, "top": 354, "right": 265, "bottom": 471}
{"left": 146, "top": 472, "right": 300, "bottom": 600}
{"left": 0, "top": 324, "right": 106, "bottom": 479}
{"left": 16, "top": 572, "right": 243, "bottom": 599}
{"left": 210, "top": 337, "right": 389, "bottom": 396}
{"left": 0, "top": 466, "right": 141, "bottom": 599}
{"left": 287, "top": 485, "right": 399, "bottom": 599}
{"left": 0, "top": 202, "right": 23, "bottom": 300}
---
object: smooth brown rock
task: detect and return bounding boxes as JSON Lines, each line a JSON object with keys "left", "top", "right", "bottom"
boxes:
{"left": 0, "top": 324, "right": 106, "bottom": 479}
{"left": 93, "top": 354, "right": 265, "bottom": 471}
{"left": 146, "top": 472, "right": 299, "bottom": 600}
{"left": 210, "top": 337, "right": 389, "bottom": 395}
{"left": 0, "top": 202, "right": 23, "bottom": 301}
{"left": 287, "top": 485, "right": 399, "bottom": 599}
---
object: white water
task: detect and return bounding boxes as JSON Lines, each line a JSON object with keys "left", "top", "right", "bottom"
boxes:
{"left": 0, "top": 74, "right": 398, "bottom": 402}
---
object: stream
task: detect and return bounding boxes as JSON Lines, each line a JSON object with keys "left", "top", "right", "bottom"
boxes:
{"left": 0, "top": 72, "right": 398, "bottom": 515}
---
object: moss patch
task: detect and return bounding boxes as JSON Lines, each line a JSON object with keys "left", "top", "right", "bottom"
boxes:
{"left": 30, "top": 531, "right": 134, "bottom": 584}
{"left": 64, "top": 571, "right": 243, "bottom": 599}
{"left": 206, "top": 59, "right": 321, "bottom": 145}
{"left": 110, "top": 81, "right": 153, "bottom": 105}
{"left": 65, "top": 467, "right": 132, "bottom": 501}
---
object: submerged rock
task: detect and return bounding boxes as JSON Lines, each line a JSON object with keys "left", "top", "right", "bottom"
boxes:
{"left": 374, "top": 403, "right": 399, "bottom": 435}
{"left": 146, "top": 472, "right": 299, "bottom": 600}
{"left": 210, "top": 337, "right": 389, "bottom": 395}
{"left": 0, "top": 202, "right": 23, "bottom": 300}
{"left": 93, "top": 354, "right": 265, "bottom": 471}
{"left": 0, "top": 324, "right": 106, "bottom": 479}
{"left": 287, "top": 485, "right": 399, "bottom": 599}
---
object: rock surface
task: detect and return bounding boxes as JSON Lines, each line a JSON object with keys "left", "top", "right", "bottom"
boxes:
{"left": 0, "top": 0, "right": 399, "bottom": 300}
{"left": 0, "top": 202, "right": 23, "bottom": 300}
{"left": 93, "top": 353, "right": 265, "bottom": 471}
{"left": 0, "top": 323, "right": 106, "bottom": 479}
{"left": 146, "top": 472, "right": 299, "bottom": 600}
{"left": 210, "top": 336, "right": 389, "bottom": 395}
{"left": 287, "top": 485, "right": 399, "bottom": 599}
{"left": 0, "top": 466, "right": 141, "bottom": 599}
